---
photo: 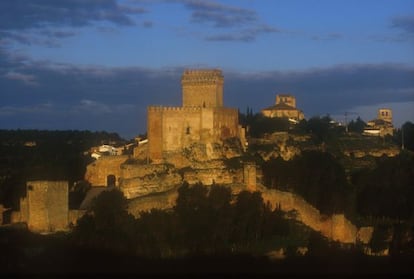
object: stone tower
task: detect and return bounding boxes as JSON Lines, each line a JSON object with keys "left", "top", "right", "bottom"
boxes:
{"left": 181, "top": 69, "right": 224, "bottom": 108}
{"left": 276, "top": 94, "right": 296, "bottom": 108}
{"left": 377, "top": 108, "right": 392, "bottom": 123}
{"left": 16, "top": 181, "right": 69, "bottom": 233}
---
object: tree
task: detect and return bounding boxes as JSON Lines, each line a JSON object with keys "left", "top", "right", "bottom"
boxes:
{"left": 262, "top": 151, "right": 349, "bottom": 215}
{"left": 354, "top": 153, "right": 414, "bottom": 220}
{"left": 72, "top": 188, "right": 136, "bottom": 254}
{"left": 348, "top": 117, "right": 366, "bottom": 134}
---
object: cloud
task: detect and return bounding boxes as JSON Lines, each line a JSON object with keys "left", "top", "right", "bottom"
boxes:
{"left": 183, "top": 0, "right": 257, "bottom": 28}
{"left": 205, "top": 24, "right": 280, "bottom": 42}
{"left": 224, "top": 64, "right": 414, "bottom": 120}
{"left": 0, "top": 0, "right": 147, "bottom": 46}
{"left": 392, "top": 15, "right": 414, "bottom": 34}
{"left": 40, "top": 30, "right": 77, "bottom": 38}
{"left": 0, "top": 0, "right": 146, "bottom": 31}
{"left": 310, "top": 32, "right": 343, "bottom": 41}
{"left": 4, "top": 71, "right": 38, "bottom": 86}
{"left": 72, "top": 99, "right": 136, "bottom": 115}
{"left": 142, "top": 21, "right": 154, "bottom": 28}
{"left": 0, "top": 103, "right": 53, "bottom": 115}
{"left": 1, "top": 47, "right": 413, "bottom": 138}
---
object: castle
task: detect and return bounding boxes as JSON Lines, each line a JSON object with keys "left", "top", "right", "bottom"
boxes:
{"left": 147, "top": 69, "right": 241, "bottom": 162}
{"left": 261, "top": 94, "right": 305, "bottom": 122}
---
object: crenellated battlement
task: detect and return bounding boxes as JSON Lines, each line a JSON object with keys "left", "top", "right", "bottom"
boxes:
{"left": 181, "top": 69, "right": 223, "bottom": 84}
{"left": 148, "top": 106, "right": 203, "bottom": 112}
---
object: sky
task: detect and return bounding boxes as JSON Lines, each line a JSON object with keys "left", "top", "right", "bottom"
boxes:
{"left": 0, "top": 0, "right": 413, "bottom": 139}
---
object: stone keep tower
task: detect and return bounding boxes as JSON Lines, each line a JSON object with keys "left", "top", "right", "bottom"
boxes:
{"left": 147, "top": 69, "right": 239, "bottom": 163}
{"left": 182, "top": 69, "right": 224, "bottom": 108}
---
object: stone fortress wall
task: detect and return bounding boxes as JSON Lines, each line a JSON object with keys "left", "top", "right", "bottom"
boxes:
{"left": 147, "top": 69, "right": 239, "bottom": 162}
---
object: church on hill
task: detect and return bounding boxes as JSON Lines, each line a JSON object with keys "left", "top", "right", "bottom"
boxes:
{"left": 261, "top": 94, "right": 305, "bottom": 123}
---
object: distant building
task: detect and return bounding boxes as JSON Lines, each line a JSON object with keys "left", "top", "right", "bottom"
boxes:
{"left": 363, "top": 108, "right": 394, "bottom": 137}
{"left": 261, "top": 94, "right": 305, "bottom": 122}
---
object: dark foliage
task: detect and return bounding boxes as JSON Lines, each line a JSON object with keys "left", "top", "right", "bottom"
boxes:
{"left": 262, "top": 151, "right": 348, "bottom": 215}
{"left": 239, "top": 111, "right": 291, "bottom": 138}
{"left": 347, "top": 117, "right": 366, "bottom": 134}
{"left": 293, "top": 115, "right": 345, "bottom": 143}
{"left": 353, "top": 152, "right": 414, "bottom": 220}
{"left": 71, "top": 188, "right": 137, "bottom": 254}
{"left": 394, "top": 121, "right": 414, "bottom": 151}
{"left": 0, "top": 129, "right": 124, "bottom": 208}
{"left": 72, "top": 183, "right": 295, "bottom": 259}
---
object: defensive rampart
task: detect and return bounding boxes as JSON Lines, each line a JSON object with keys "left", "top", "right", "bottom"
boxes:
{"left": 260, "top": 186, "right": 371, "bottom": 244}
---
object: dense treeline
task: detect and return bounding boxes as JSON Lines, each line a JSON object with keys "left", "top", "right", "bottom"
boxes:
{"left": 240, "top": 110, "right": 414, "bottom": 152}
{"left": 353, "top": 152, "right": 414, "bottom": 220}
{"left": 261, "top": 150, "right": 414, "bottom": 220}
{"left": 1, "top": 184, "right": 413, "bottom": 273}
{"left": 262, "top": 151, "right": 349, "bottom": 215}
{"left": 72, "top": 184, "right": 308, "bottom": 258}
{"left": 0, "top": 129, "right": 125, "bottom": 208}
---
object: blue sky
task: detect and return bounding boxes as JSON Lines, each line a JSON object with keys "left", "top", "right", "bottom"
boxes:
{"left": 1, "top": 0, "right": 413, "bottom": 139}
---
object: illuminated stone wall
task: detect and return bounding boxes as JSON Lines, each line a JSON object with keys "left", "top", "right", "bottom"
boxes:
{"left": 147, "top": 69, "right": 239, "bottom": 162}
{"left": 84, "top": 155, "right": 129, "bottom": 186}
{"left": 16, "top": 181, "right": 69, "bottom": 233}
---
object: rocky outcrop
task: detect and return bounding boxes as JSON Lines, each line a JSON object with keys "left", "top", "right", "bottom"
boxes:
{"left": 119, "top": 163, "right": 181, "bottom": 199}
{"left": 183, "top": 167, "right": 242, "bottom": 185}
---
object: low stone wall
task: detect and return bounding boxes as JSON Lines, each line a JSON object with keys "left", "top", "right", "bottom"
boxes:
{"left": 261, "top": 187, "right": 371, "bottom": 244}
{"left": 127, "top": 188, "right": 179, "bottom": 218}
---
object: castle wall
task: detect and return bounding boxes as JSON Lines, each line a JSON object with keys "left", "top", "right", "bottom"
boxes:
{"left": 261, "top": 188, "right": 363, "bottom": 244}
{"left": 148, "top": 107, "right": 164, "bottom": 162}
{"left": 213, "top": 108, "right": 239, "bottom": 139}
{"left": 161, "top": 107, "right": 202, "bottom": 152}
{"left": 147, "top": 69, "right": 239, "bottom": 162}
{"left": 147, "top": 106, "right": 239, "bottom": 162}
{"left": 84, "top": 155, "right": 129, "bottom": 186}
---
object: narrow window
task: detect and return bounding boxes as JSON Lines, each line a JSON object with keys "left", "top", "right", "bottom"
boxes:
{"left": 186, "top": 126, "right": 191, "bottom": 134}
